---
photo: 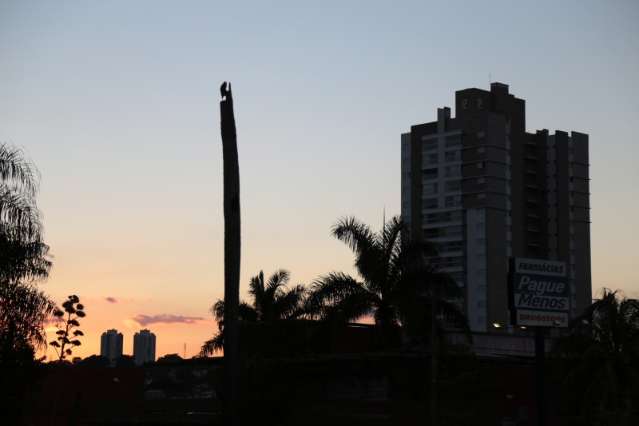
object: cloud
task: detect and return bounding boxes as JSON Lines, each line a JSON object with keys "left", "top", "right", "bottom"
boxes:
{"left": 133, "top": 314, "right": 204, "bottom": 326}
{"left": 105, "top": 297, "right": 118, "bottom": 304}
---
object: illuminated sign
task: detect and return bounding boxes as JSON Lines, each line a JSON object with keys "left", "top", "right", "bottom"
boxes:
{"left": 509, "top": 258, "right": 570, "bottom": 327}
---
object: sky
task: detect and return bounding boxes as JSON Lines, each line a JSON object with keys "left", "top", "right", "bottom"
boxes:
{"left": 1, "top": 0, "right": 638, "bottom": 359}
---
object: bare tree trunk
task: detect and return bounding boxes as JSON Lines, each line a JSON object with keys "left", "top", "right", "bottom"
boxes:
{"left": 220, "top": 81, "right": 240, "bottom": 426}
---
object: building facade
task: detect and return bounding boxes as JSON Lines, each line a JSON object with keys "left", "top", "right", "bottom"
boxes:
{"left": 401, "top": 82, "right": 591, "bottom": 332}
{"left": 133, "top": 329, "right": 156, "bottom": 366}
{"left": 100, "top": 329, "right": 123, "bottom": 362}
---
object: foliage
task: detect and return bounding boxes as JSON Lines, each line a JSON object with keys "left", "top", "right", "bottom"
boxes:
{"left": 0, "top": 282, "right": 54, "bottom": 364}
{"left": 306, "top": 216, "right": 468, "bottom": 347}
{"left": 76, "top": 354, "right": 109, "bottom": 367}
{"left": 0, "top": 144, "right": 53, "bottom": 364}
{"left": 114, "top": 354, "right": 136, "bottom": 368}
{"left": 157, "top": 353, "right": 184, "bottom": 364}
{"left": 49, "top": 295, "right": 85, "bottom": 361}
{"left": 201, "top": 270, "right": 306, "bottom": 356}
{"left": 554, "top": 288, "right": 639, "bottom": 424}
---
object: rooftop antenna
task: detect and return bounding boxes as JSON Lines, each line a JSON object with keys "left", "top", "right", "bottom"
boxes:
{"left": 183, "top": 343, "right": 186, "bottom": 359}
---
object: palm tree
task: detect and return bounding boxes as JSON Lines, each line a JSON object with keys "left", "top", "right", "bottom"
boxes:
{"left": 306, "top": 216, "right": 467, "bottom": 347}
{"left": 200, "top": 269, "right": 306, "bottom": 355}
{"left": 0, "top": 144, "right": 50, "bottom": 281}
{"left": 0, "top": 144, "right": 53, "bottom": 364}
{"left": 555, "top": 288, "right": 639, "bottom": 424}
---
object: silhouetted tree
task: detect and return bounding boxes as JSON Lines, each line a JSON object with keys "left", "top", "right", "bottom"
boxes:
{"left": 0, "top": 282, "right": 53, "bottom": 365}
{"left": 157, "top": 353, "right": 184, "bottom": 364}
{"left": 555, "top": 288, "right": 639, "bottom": 424}
{"left": 307, "top": 216, "right": 467, "bottom": 347}
{"left": 0, "top": 144, "right": 53, "bottom": 364}
{"left": 114, "top": 354, "right": 136, "bottom": 368}
{"left": 200, "top": 270, "right": 306, "bottom": 355}
{"left": 77, "top": 354, "right": 109, "bottom": 367}
{"left": 49, "top": 295, "right": 85, "bottom": 361}
{"left": 0, "top": 144, "right": 53, "bottom": 426}
{"left": 220, "top": 81, "right": 241, "bottom": 425}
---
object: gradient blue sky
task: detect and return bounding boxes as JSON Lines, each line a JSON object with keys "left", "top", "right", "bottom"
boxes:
{"left": 1, "top": 0, "right": 638, "bottom": 357}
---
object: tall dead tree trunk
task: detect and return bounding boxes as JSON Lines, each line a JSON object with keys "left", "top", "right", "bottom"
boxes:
{"left": 220, "top": 81, "right": 240, "bottom": 425}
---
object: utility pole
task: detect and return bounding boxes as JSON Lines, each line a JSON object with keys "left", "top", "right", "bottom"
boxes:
{"left": 534, "top": 327, "right": 546, "bottom": 426}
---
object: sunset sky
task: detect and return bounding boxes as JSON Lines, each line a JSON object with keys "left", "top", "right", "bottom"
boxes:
{"left": 1, "top": 1, "right": 638, "bottom": 359}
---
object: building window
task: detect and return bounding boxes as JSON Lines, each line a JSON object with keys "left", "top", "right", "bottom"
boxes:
{"left": 425, "top": 211, "right": 463, "bottom": 224}
{"left": 424, "top": 153, "right": 438, "bottom": 165}
{"left": 445, "top": 180, "right": 461, "bottom": 192}
{"left": 437, "top": 256, "right": 463, "bottom": 268}
{"left": 423, "top": 225, "right": 462, "bottom": 239}
{"left": 445, "top": 136, "right": 462, "bottom": 148}
{"left": 423, "top": 228, "right": 439, "bottom": 238}
{"left": 438, "top": 241, "right": 464, "bottom": 253}
{"left": 445, "top": 151, "right": 460, "bottom": 162}
{"left": 422, "top": 139, "right": 438, "bottom": 151}
{"left": 445, "top": 195, "right": 461, "bottom": 207}
{"left": 423, "top": 168, "right": 438, "bottom": 180}
{"left": 445, "top": 165, "right": 461, "bottom": 177}
{"left": 445, "top": 225, "right": 463, "bottom": 237}
{"left": 424, "top": 198, "right": 438, "bottom": 209}
{"left": 423, "top": 183, "right": 438, "bottom": 196}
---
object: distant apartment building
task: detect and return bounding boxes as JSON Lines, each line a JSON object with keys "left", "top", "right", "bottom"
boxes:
{"left": 100, "top": 329, "right": 123, "bottom": 362}
{"left": 133, "top": 329, "right": 156, "bottom": 366}
{"left": 401, "top": 82, "right": 591, "bottom": 332}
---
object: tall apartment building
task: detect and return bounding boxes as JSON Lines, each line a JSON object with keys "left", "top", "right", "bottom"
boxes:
{"left": 100, "top": 329, "right": 123, "bottom": 362}
{"left": 133, "top": 329, "right": 156, "bottom": 366}
{"left": 401, "top": 82, "right": 591, "bottom": 332}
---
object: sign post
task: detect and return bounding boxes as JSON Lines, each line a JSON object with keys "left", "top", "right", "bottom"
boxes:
{"left": 509, "top": 257, "right": 569, "bottom": 426}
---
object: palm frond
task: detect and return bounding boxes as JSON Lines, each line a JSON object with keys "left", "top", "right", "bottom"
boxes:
{"left": 0, "top": 144, "right": 39, "bottom": 196}
{"left": 210, "top": 299, "right": 225, "bottom": 324}
{"left": 307, "top": 272, "right": 373, "bottom": 322}
{"left": 238, "top": 302, "right": 258, "bottom": 322}
{"left": 273, "top": 284, "right": 306, "bottom": 320}
{"left": 381, "top": 216, "right": 403, "bottom": 260}
{"left": 265, "top": 269, "right": 289, "bottom": 300}
{"left": 209, "top": 299, "right": 257, "bottom": 331}
{"left": 332, "top": 216, "right": 389, "bottom": 292}
{"left": 323, "top": 290, "right": 376, "bottom": 323}
{"left": 248, "top": 271, "right": 265, "bottom": 314}
{"left": 199, "top": 332, "right": 224, "bottom": 356}
{"left": 0, "top": 187, "right": 42, "bottom": 239}
{"left": 0, "top": 281, "right": 55, "bottom": 349}
{"left": 331, "top": 216, "right": 376, "bottom": 255}
{"left": 0, "top": 231, "right": 51, "bottom": 284}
